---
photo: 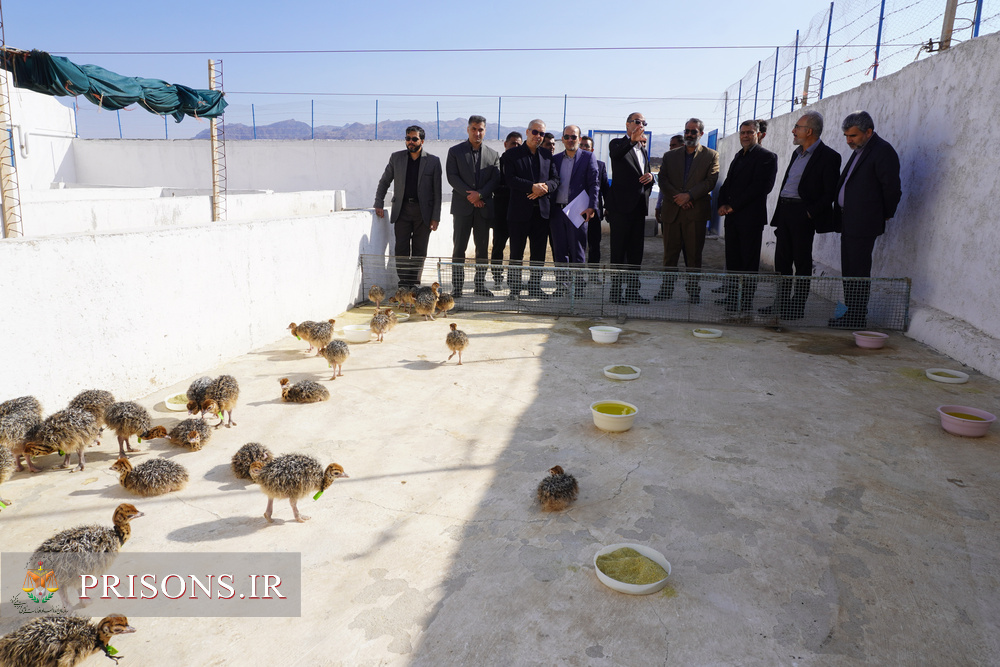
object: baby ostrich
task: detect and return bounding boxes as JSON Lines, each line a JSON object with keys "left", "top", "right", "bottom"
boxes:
{"left": 105, "top": 401, "right": 165, "bottom": 457}
{"left": 414, "top": 282, "right": 440, "bottom": 321}
{"left": 165, "top": 418, "right": 212, "bottom": 451}
{"left": 232, "top": 442, "right": 273, "bottom": 480}
{"left": 288, "top": 319, "right": 335, "bottom": 356}
{"left": 110, "top": 457, "right": 189, "bottom": 497}
{"left": 446, "top": 322, "right": 469, "bottom": 365}
{"left": 370, "top": 308, "right": 391, "bottom": 343}
{"left": 0, "top": 614, "right": 136, "bottom": 667}
{"left": 0, "top": 445, "right": 13, "bottom": 508}
{"left": 185, "top": 376, "right": 212, "bottom": 415}
{"left": 390, "top": 285, "right": 416, "bottom": 313}
{"left": 320, "top": 338, "right": 350, "bottom": 379}
{"left": 67, "top": 389, "right": 115, "bottom": 430}
{"left": 201, "top": 374, "right": 239, "bottom": 429}
{"left": 368, "top": 284, "right": 386, "bottom": 309}
{"left": 16, "top": 408, "right": 100, "bottom": 472}
{"left": 0, "top": 395, "right": 42, "bottom": 420}
{"left": 249, "top": 454, "right": 348, "bottom": 523}
{"left": 436, "top": 291, "right": 456, "bottom": 318}
{"left": 537, "top": 465, "right": 579, "bottom": 511}
{"left": 279, "top": 378, "right": 330, "bottom": 403}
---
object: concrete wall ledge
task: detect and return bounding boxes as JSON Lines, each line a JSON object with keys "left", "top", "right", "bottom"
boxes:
{"left": 907, "top": 306, "right": 1000, "bottom": 381}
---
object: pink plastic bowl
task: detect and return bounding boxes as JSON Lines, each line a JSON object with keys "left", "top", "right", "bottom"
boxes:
{"left": 853, "top": 331, "right": 888, "bottom": 349}
{"left": 937, "top": 405, "right": 996, "bottom": 437}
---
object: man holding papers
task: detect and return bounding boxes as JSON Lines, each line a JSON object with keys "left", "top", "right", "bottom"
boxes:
{"left": 551, "top": 124, "right": 599, "bottom": 297}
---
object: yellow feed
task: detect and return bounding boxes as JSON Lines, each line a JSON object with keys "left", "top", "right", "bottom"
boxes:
{"left": 167, "top": 394, "right": 189, "bottom": 405}
{"left": 596, "top": 547, "right": 668, "bottom": 585}
{"left": 945, "top": 412, "right": 985, "bottom": 421}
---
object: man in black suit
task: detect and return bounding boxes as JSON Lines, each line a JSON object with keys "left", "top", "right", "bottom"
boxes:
{"left": 761, "top": 110, "right": 841, "bottom": 320}
{"left": 500, "top": 119, "right": 560, "bottom": 299}
{"left": 446, "top": 115, "right": 501, "bottom": 298}
{"left": 716, "top": 119, "right": 778, "bottom": 312}
{"left": 491, "top": 131, "right": 522, "bottom": 287}
{"left": 607, "top": 112, "right": 654, "bottom": 304}
{"left": 828, "top": 111, "right": 902, "bottom": 328}
{"left": 579, "top": 135, "right": 608, "bottom": 267}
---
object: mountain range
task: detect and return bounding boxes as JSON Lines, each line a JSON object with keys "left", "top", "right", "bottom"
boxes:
{"left": 194, "top": 117, "right": 526, "bottom": 141}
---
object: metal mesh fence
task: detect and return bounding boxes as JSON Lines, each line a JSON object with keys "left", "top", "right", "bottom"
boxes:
{"left": 358, "top": 255, "right": 911, "bottom": 330}
{"left": 718, "top": 0, "right": 998, "bottom": 137}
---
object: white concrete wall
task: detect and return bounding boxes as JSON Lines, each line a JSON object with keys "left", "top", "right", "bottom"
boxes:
{"left": 715, "top": 31, "right": 1000, "bottom": 378}
{"left": 5, "top": 85, "right": 77, "bottom": 189}
{"left": 0, "top": 208, "right": 460, "bottom": 409}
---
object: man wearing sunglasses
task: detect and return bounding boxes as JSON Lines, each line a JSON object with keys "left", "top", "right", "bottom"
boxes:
{"left": 374, "top": 125, "right": 442, "bottom": 287}
{"left": 607, "top": 112, "right": 654, "bottom": 304}
{"left": 500, "top": 119, "right": 560, "bottom": 299}
{"left": 550, "top": 125, "right": 599, "bottom": 297}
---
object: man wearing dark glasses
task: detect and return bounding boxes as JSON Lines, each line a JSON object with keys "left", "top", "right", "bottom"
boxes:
{"left": 374, "top": 125, "right": 443, "bottom": 287}
{"left": 607, "top": 112, "right": 654, "bottom": 304}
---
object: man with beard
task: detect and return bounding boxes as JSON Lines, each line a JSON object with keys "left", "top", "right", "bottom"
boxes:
{"left": 607, "top": 112, "right": 654, "bottom": 304}
{"left": 374, "top": 125, "right": 442, "bottom": 287}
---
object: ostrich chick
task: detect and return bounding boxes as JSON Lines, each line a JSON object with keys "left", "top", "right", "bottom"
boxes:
{"left": 537, "top": 465, "right": 579, "bottom": 511}
{"left": 414, "top": 282, "right": 440, "bottom": 321}
{"left": 16, "top": 408, "right": 100, "bottom": 472}
{"left": 0, "top": 395, "right": 42, "bottom": 419}
{"left": 67, "top": 389, "right": 116, "bottom": 429}
{"left": 232, "top": 442, "right": 273, "bottom": 480}
{"left": 320, "top": 339, "right": 350, "bottom": 379}
{"left": 370, "top": 308, "right": 391, "bottom": 343}
{"left": 201, "top": 374, "right": 240, "bottom": 428}
{"left": 0, "top": 409, "right": 42, "bottom": 452}
{"left": 0, "top": 614, "right": 136, "bottom": 667}
{"left": 368, "top": 284, "right": 386, "bottom": 308}
{"left": 0, "top": 446, "right": 13, "bottom": 507}
{"left": 166, "top": 418, "right": 212, "bottom": 450}
{"left": 185, "top": 376, "right": 213, "bottom": 415}
{"left": 105, "top": 401, "right": 165, "bottom": 457}
{"left": 279, "top": 378, "right": 330, "bottom": 403}
{"left": 111, "top": 457, "right": 189, "bottom": 497}
{"left": 390, "top": 285, "right": 416, "bottom": 313}
{"left": 30, "top": 503, "right": 144, "bottom": 608}
{"left": 436, "top": 291, "right": 456, "bottom": 318}
{"left": 249, "top": 454, "right": 348, "bottom": 523}
{"left": 446, "top": 322, "right": 469, "bottom": 365}
{"left": 289, "top": 319, "right": 335, "bottom": 355}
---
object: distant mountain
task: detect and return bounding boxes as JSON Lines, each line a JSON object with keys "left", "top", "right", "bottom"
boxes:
{"left": 194, "top": 117, "right": 528, "bottom": 141}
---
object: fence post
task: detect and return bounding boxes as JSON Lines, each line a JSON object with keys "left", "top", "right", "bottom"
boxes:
{"left": 974, "top": 0, "right": 984, "bottom": 36}
{"left": 436, "top": 101, "right": 440, "bottom": 140}
{"left": 771, "top": 47, "right": 779, "bottom": 118}
{"left": 117, "top": 110, "right": 122, "bottom": 139}
{"left": 722, "top": 92, "right": 728, "bottom": 138}
{"left": 374, "top": 100, "right": 378, "bottom": 140}
{"left": 251, "top": 104, "right": 256, "bottom": 140}
{"left": 874, "top": 0, "right": 886, "bottom": 79}
{"left": 562, "top": 94, "right": 567, "bottom": 130}
{"left": 753, "top": 61, "right": 761, "bottom": 118}
{"left": 820, "top": 2, "right": 834, "bottom": 99}
{"left": 736, "top": 80, "right": 742, "bottom": 131}
{"left": 497, "top": 97, "right": 502, "bottom": 140}
{"left": 164, "top": 115, "right": 168, "bottom": 140}
{"left": 311, "top": 100, "right": 314, "bottom": 139}
{"left": 791, "top": 30, "right": 799, "bottom": 113}
{"left": 940, "top": 0, "right": 960, "bottom": 50}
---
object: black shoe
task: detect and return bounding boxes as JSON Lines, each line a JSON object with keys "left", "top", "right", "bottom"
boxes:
{"left": 528, "top": 289, "right": 551, "bottom": 299}
{"left": 688, "top": 294, "right": 701, "bottom": 305}
{"left": 653, "top": 290, "right": 673, "bottom": 302}
{"left": 828, "top": 315, "right": 866, "bottom": 329}
{"left": 507, "top": 292, "right": 520, "bottom": 301}
{"left": 724, "top": 302, "right": 740, "bottom": 313}
{"left": 626, "top": 292, "right": 650, "bottom": 304}
{"left": 711, "top": 285, "right": 726, "bottom": 294}
{"left": 453, "top": 288, "right": 464, "bottom": 298}
{"left": 552, "top": 285, "right": 571, "bottom": 297}
{"left": 609, "top": 294, "right": 625, "bottom": 305}
{"left": 492, "top": 274, "right": 504, "bottom": 286}
{"left": 474, "top": 286, "right": 494, "bottom": 297}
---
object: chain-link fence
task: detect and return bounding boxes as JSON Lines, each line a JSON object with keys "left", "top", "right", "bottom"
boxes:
{"left": 718, "top": 0, "right": 999, "bottom": 136}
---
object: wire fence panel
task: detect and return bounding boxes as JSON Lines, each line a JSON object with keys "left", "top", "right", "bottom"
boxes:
{"left": 358, "top": 255, "right": 910, "bottom": 330}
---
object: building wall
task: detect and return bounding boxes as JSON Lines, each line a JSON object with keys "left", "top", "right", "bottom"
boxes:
{"left": 6, "top": 85, "right": 77, "bottom": 190}
{"left": 714, "top": 31, "right": 1000, "bottom": 379}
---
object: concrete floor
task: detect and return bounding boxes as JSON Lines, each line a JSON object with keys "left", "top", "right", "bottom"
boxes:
{"left": 2, "top": 237, "right": 999, "bottom": 666}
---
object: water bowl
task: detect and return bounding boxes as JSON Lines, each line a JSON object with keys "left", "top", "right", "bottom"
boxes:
{"left": 342, "top": 324, "right": 373, "bottom": 343}
{"left": 937, "top": 405, "right": 996, "bottom": 437}
{"left": 590, "top": 326, "right": 622, "bottom": 344}
{"left": 853, "top": 331, "right": 888, "bottom": 349}
{"left": 591, "top": 400, "right": 638, "bottom": 432}
{"left": 593, "top": 543, "right": 671, "bottom": 595}
{"left": 603, "top": 365, "right": 641, "bottom": 381}
{"left": 926, "top": 368, "right": 969, "bottom": 384}
{"left": 692, "top": 328, "right": 722, "bottom": 339}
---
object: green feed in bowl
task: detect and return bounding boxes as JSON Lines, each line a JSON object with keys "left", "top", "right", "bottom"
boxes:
{"left": 593, "top": 402, "right": 636, "bottom": 416}
{"left": 945, "top": 412, "right": 985, "bottom": 421}
{"left": 596, "top": 547, "right": 668, "bottom": 585}
{"left": 608, "top": 366, "right": 635, "bottom": 375}
{"left": 167, "top": 394, "right": 189, "bottom": 405}
{"left": 932, "top": 371, "right": 960, "bottom": 378}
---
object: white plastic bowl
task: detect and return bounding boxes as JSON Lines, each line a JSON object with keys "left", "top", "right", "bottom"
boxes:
{"left": 342, "top": 324, "right": 373, "bottom": 343}
{"left": 926, "top": 368, "right": 969, "bottom": 384}
{"left": 603, "top": 365, "right": 640, "bottom": 381}
{"left": 395, "top": 313, "right": 410, "bottom": 323}
{"left": 164, "top": 392, "right": 189, "bottom": 412}
{"left": 591, "top": 400, "right": 638, "bottom": 432}
{"left": 594, "top": 543, "right": 671, "bottom": 595}
{"left": 692, "top": 328, "right": 723, "bottom": 339}
{"left": 590, "top": 326, "right": 622, "bottom": 344}
{"left": 853, "top": 331, "right": 888, "bottom": 349}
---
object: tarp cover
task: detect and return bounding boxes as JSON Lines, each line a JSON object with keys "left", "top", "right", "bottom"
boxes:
{"left": 0, "top": 48, "right": 227, "bottom": 122}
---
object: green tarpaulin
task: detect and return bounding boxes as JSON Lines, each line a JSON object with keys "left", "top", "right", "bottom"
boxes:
{"left": 0, "top": 48, "right": 227, "bottom": 122}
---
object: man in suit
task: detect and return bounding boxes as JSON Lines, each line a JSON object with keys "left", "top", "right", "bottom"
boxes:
{"left": 491, "top": 131, "right": 522, "bottom": 287}
{"left": 654, "top": 117, "right": 720, "bottom": 304}
{"left": 374, "top": 125, "right": 442, "bottom": 287}
{"left": 551, "top": 124, "right": 599, "bottom": 296}
{"left": 579, "top": 135, "right": 608, "bottom": 267}
{"left": 447, "top": 115, "right": 501, "bottom": 298}
{"left": 761, "top": 110, "right": 841, "bottom": 319}
{"left": 829, "top": 110, "right": 902, "bottom": 328}
{"left": 500, "top": 119, "right": 560, "bottom": 299}
{"left": 607, "top": 112, "right": 654, "bottom": 304}
{"left": 716, "top": 119, "right": 778, "bottom": 312}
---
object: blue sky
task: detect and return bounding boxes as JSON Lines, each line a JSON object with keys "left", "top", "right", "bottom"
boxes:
{"left": 5, "top": 0, "right": 924, "bottom": 140}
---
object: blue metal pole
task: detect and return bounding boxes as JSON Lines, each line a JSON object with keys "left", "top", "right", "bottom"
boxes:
{"left": 311, "top": 100, "right": 314, "bottom": 140}
{"left": 164, "top": 115, "right": 168, "bottom": 140}
{"left": 117, "top": 110, "right": 123, "bottom": 139}
{"left": 375, "top": 100, "right": 378, "bottom": 140}
{"left": 736, "top": 80, "right": 742, "bottom": 130}
{"left": 820, "top": 2, "right": 834, "bottom": 99}
{"left": 436, "top": 101, "right": 440, "bottom": 140}
{"left": 562, "top": 94, "right": 567, "bottom": 130}
{"left": 791, "top": 30, "right": 799, "bottom": 113}
{"left": 722, "top": 93, "right": 728, "bottom": 139}
{"left": 251, "top": 104, "right": 257, "bottom": 139}
{"left": 873, "top": 0, "right": 886, "bottom": 79}
{"left": 973, "top": 0, "right": 983, "bottom": 37}
{"left": 73, "top": 103, "right": 78, "bottom": 138}
{"left": 771, "top": 47, "right": 779, "bottom": 118}
{"left": 753, "top": 61, "right": 761, "bottom": 118}
{"left": 497, "top": 97, "right": 501, "bottom": 140}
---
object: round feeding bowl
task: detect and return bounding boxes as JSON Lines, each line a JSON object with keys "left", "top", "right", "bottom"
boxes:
{"left": 594, "top": 543, "right": 671, "bottom": 595}
{"left": 853, "top": 331, "right": 888, "bottom": 349}
{"left": 590, "top": 326, "right": 622, "bottom": 344}
{"left": 937, "top": 405, "right": 996, "bottom": 437}
{"left": 342, "top": 324, "right": 373, "bottom": 343}
{"left": 692, "top": 328, "right": 722, "bottom": 339}
{"left": 926, "top": 368, "right": 969, "bottom": 384}
{"left": 603, "top": 364, "right": 641, "bottom": 381}
{"left": 164, "top": 392, "right": 189, "bottom": 412}
{"left": 395, "top": 313, "right": 410, "bottom": 323}
{"left": 591, "top": 400, "right": 638, "bottom": 432}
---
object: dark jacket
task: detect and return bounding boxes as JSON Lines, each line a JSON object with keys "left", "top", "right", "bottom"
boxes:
{"left": 718, "top": 144, "right": 778, "bottom": 229}
{"left": 446, "top": 140, "right": 501, "bottom": 218}
{"left": 607, "top": 136, "right": 653, "bottom": 215}
{"left": 833, "top": 132, "right": 902, "bottom": 237}
{"left": 373, "top": 150, "right": 443, "bottom": 225}
{"left": 500, "top": 143, "right": 560, "bottom": 223}
{"left": 771, "top": 140, "right": 841, "bottom": 233}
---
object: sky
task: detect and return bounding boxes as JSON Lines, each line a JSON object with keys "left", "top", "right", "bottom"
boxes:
{"left": 2, "top": 0, "right": 959, "bottom": 142}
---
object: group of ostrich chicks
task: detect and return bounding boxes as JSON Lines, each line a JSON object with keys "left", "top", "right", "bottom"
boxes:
{"left": 0, "top": 283, "right": 578, "bottom": 667}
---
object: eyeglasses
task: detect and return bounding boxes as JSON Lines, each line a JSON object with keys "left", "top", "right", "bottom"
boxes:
{"left": 683, "top": 129, "right": 699, "bottom": 135}
{"left": 405, "top": 137, "right": 421, "bottom": 143}
{"left": 562, "top": 134, "right": 578, "bottom": 140}
{"left": 629, "top": 119, "right": 648, "bottom": 126}
{"left": 793, "top": 124, "right": 808, "bottom": 131}
{"left": 529, "top": 129, "right": 546, "bottom": 136}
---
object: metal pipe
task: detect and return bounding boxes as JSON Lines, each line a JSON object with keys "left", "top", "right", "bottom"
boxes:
{"left": 562, "top": 94, "right": 567, "bottom": 130}
{"left": 436, "top": 101, "right": 440, "bottom": 140}
{"left": 736, "top": 80, "right": 742, "bottom": 132}
{"left": 497, "top": 97, "right": 501, "bottom": 140}
{"left": 722, "top": 92, "right": 728, "bottom": 139}
{"left": 791, "top": 30, "right": 799, "bottom": 113}
{"left": 251, "top": 104, "right": 256, "bottom": 139}
{"left": 753, "top": 61, "right": 760, "bottom": 119}
{"left": 116, "top": 109, "right": 122, "bottom": 139}
{"left": 771, "top": 47, "right": 779, "bottom": 118}
{"left": 820, "top": 2, "right": 834, "bottom": 99}
{"left": 874, "top": 0, "right": 886, "bottom": 79}
{"left": 974, "top": 0, "right": 984, "bottom": 36}
{"left": 940, "top": 0, "right": 960, "bottom": 50}
{"left": 374, "top": 100, "right": 378, "bottom": 140}
{"left": 311, "top": 100, "right": 314, "bottom": 140}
